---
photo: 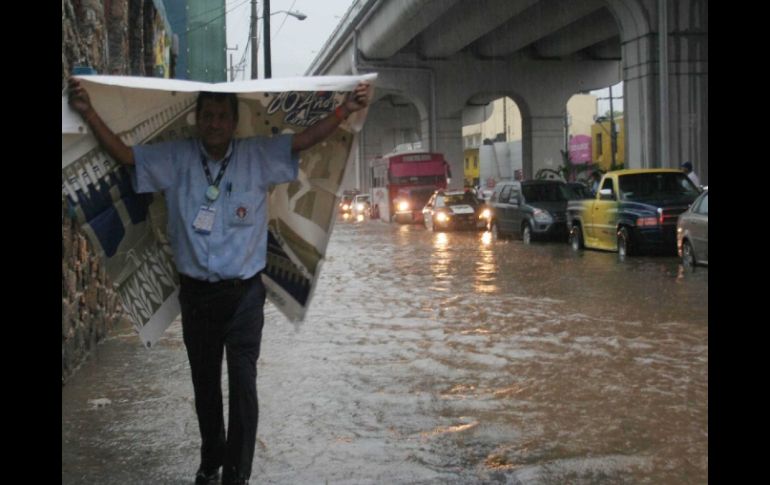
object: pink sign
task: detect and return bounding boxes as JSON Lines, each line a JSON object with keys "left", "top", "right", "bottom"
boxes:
{"left": 569, "top": 135, "right": 592, "bottom": 164}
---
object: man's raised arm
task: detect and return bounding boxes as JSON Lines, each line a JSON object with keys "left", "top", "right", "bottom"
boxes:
{"left": 67, "top": 77, "right": 135, "bottom": 166}
{"left": 291, "top": 81, "right": 371, "bottom": 154}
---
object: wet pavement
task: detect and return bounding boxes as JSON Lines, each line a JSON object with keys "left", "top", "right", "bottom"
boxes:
{"left": 62, "top": 215, "right": 708, "bottom": 484}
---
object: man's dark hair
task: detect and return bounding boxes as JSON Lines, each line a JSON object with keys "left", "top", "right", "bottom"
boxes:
{"left": 196, "top": 92, "right": 239, "bottom": 121}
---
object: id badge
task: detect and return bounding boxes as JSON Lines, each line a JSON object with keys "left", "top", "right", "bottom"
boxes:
{"left": 192, "top": 205, "right": 216, "bottom": 234}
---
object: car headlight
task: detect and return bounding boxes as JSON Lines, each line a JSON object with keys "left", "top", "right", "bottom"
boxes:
{"left": 398, "top": 201, "right": 410, "bottom": 211}
{"left": 532, "top": 209, "right": 553, "bottom": 223}
{"left": 436, "top": 212, "right": 450, "bottom": 223}
{"left": 479, "top": 208, "right": 491, "bottom": 220}
{"left": 342, "top": 204, "right": 350, "bottom": 210}
{"left": 356, "top": 203, "right": 365, "bottom": 211}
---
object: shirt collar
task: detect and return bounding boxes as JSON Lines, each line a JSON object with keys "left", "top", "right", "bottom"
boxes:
{"left": 198, "top": 139, "right": 234, "bottom": 163}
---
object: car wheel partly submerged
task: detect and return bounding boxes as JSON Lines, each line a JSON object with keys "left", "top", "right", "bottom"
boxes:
{"left": 490, "top": 221, "right": 501, "bottom": 240}
{"left": 682, "top": 240, "right": 696, "bottom": 268}
{"left": 617, "top": 226, "right": 634, "bottom": 261}
{"left": 569, "top": 224, "right": 584, "bottom": 251}
{"left": 522, "top": 223, "right": 532, "bottom": 244}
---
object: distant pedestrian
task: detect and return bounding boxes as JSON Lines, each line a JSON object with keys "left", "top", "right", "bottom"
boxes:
{"left": 680, "top": 161, "right": 700, "bottom": 187}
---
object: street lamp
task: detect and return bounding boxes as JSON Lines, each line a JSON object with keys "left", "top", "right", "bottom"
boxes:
{"left": 272, "top": 10, "right": 307, "bottom": 21}
{"left": 250, "top": 1, "right": 307, "bottom": 79}
{"left": 263, "top": 0, "right": 307, "bottom": 78}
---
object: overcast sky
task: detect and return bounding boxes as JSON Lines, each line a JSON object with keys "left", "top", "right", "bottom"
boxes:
{"left": 226, "top": 0, "right": 356, "bottom": 79}
{"left": 225, "top": 0, "right": 622, "bottom": 115}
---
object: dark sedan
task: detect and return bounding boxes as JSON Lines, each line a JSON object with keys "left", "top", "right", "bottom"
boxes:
{"left": 422, "top": 190, "right": 489, "bottom": 232}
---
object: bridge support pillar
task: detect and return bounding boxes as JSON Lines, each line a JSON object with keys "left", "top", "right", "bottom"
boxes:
{"left": 433, "top": 115, "right": 464, "bottom": 189}
{"left": 521, "top": 114, "right": 565, "bottom": 180}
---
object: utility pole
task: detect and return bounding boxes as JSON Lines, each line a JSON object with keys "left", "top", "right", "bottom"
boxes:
{"left": 503, "top": 97, "right": 507, "bottom": 141}
{"left": 226, "top": 44, "right": 239, "bottom": 81}
{"left": 609, "top": 85, "right": 617, "bottom": 170}
{"left": 596, "top": 86, "right": 623, "bottom": 171}
{"left": 250, "top": 0, "right": 259, "bottom": 79}
{"left": 263, "top": 0, "right": 272, "bottom": 78}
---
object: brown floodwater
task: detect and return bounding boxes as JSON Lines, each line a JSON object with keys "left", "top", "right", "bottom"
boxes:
{"left": 62, "top": 216, "right": 707, "bottom": 484}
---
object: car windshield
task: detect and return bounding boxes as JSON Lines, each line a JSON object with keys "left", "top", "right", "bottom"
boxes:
{"left": 522, "top": 184, "right": 569, "bottom": 202}
{"left": 402, "top": 187, "right": 435, "bottom": 207}
{"left": 618, "top": 173, "right": 699, "bottom": 201}
{"left": 444, "top": 193, "right": 479, "bottom": 206}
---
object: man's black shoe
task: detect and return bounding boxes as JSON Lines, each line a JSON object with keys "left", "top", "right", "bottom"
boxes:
{"left": 221, "top": 477, "right": 248, "bottom": 485}
{"left": 221, "top": 474, "right": 249, "bottom": 485}
{"left": 195, "top": 465, "right": 220, "bottom": 484}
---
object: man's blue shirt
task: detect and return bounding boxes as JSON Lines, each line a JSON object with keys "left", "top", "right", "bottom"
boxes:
{"left": 132, "top": 135, "right": 298, "bottom": 282}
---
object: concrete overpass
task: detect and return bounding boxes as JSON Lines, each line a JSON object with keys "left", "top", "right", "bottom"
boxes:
{"left": 306, "top": 0, "right": 708, "bottom": 190}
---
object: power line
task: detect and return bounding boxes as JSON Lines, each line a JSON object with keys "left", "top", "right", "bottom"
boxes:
{"left": 169, "top": 1, "right": 239, "bottom": 26}
{"left": 234, "top": 16, "right": 254, "bottom": 79}
{"left": 272, "top": 0, "right": 298, "bottom": 40}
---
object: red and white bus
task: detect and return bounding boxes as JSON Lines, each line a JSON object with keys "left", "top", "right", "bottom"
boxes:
{"left": 370, "top": 151, "right": 452, "bottom": 223}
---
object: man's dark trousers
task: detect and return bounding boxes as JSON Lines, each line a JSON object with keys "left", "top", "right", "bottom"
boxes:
{"left": 179, "top": 273, "right": 265, "bottom": 483}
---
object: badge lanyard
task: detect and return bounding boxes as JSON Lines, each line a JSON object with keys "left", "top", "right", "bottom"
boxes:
{"left": 201, "top": 152, "right": 232, "bottom": 204}
{"left": 192, "top": 151, "right": 232, "bottom": 234}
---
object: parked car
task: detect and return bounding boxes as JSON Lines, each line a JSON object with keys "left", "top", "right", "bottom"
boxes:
{"left": 486, "top": 180, "right": 571, "bottom": 243}
{"left": 422, "top": 189, "right": 488, "bottom": 231}
{"left": 351, "top": 194, "right": 371, "bottom": 218}
{"left": 338, "top": 192, "right": 356, "bottom": 215}
{"left": 677, "top": 188, "right": 708, "bottom": 267}
{"left": 567, "top": 169, "right": 701, "bottom": 259}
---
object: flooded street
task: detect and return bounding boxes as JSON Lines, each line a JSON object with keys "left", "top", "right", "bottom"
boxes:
{"left": 62, "top": 216, "right": 708, "bottom": 484}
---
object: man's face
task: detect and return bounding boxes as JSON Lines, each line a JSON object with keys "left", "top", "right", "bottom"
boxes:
{"left": 197, "top": 98, "right": 237, "bottom": 149}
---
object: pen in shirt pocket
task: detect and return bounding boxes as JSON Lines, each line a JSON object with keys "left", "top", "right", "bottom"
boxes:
{"left": 227, "top": 182, "right": 232, "bottom": 197}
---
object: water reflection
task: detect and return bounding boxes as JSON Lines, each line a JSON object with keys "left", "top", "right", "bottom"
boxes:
{"left": 480, "top": 230, "right": 492, "bottom": 246}
{"left": 430, "top": 231, "right": 451, "bottom": 290}
{"left": 474, "top": 231, "right": 497, "bottom": 294}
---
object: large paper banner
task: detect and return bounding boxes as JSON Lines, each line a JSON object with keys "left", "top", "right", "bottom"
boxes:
{"left": 62, "top": 74, "right": 376, "bottom": 348}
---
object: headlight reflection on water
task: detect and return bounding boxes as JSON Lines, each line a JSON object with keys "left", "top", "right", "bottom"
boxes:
{"left": 475, "top": 231, "right": 498, "bottom": 294}
{"left": 430, "top": 232, "right": 451, "bottom": 283}
{"left": 434, "top": 232, "right": 449, "bottom": 248}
